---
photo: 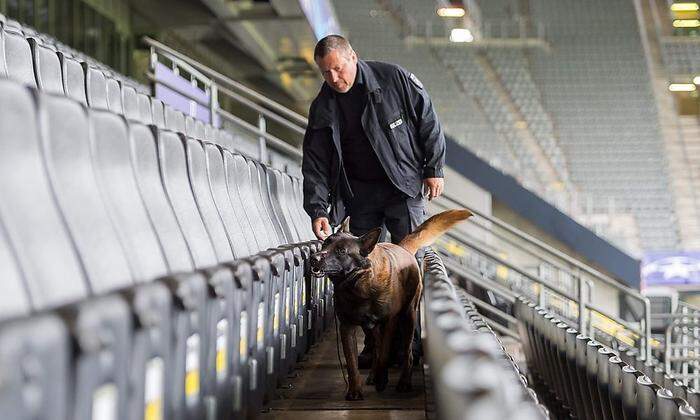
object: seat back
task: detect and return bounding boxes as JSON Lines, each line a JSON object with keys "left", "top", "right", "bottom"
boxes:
{"left": 106, "top": 77, "right": 123, "bottom": 115}
{"left": 157, "top": 130, "right": 218, "bottom": 268}
{"left": 89, "top": 109, "right": 169, "bottom": 280}
{"left": 203, "top": 142, "right": 252, "bottom": 258}
{"left": 184, "top": 136, "right": 234, "bottom": 262}
{"left": 58, "top": 52, "right": 87, "bottom": 105}
{"left": 0, "top": 82, "right": 88, "bottom": 307}
{"left": 29, "top": 38, "right": 62, "bottom": 94}
{"left": 129, "top": 124, "right": 194, "bottom": 273}
{"left": 38, "top": 92, "right": 133, "bottom": 292}
{"left": 84, "top": 63, "right": 108, "bottom": 109}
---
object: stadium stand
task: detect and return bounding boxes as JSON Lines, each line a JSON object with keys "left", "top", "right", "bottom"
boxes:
{"left": 2, "top": 3, "right": 700, "bottom": 420}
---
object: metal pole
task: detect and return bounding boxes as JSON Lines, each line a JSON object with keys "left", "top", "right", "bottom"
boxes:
{"left": 578, "top": 274, "right": 587, "bottom": 336}
{"left": 643, "top": 297, "right": 652, "bottom": 362}
{"left": 209, "top": 84, "right": 219, "bottom": 128}
{"left": 258, "top": 114, "right": 268, "bottom": 163}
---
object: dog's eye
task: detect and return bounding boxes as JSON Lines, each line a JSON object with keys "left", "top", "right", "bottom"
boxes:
{"left": 336, "top": 248, "right": 347, "bottom": 256}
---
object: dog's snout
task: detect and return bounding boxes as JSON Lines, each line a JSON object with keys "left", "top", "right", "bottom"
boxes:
{"left": 310, "top": 253, "right": 324, "bottom": 273}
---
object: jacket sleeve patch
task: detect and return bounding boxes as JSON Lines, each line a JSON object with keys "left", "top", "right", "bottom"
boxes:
{"left": 409, "top": 72, "right": 424, "bottom": 89}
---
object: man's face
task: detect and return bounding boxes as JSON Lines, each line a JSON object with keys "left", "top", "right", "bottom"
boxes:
{"left": 315, "top": 49, "right": 358, "bottom": 93}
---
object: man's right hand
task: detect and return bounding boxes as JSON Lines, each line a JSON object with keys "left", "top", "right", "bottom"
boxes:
{"left": 312, "top": 217, "right": 332, "bottom": 240}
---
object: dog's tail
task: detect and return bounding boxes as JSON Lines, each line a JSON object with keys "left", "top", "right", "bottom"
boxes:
{"left": 399, "top": 209, "right": 472, "bottom": 255}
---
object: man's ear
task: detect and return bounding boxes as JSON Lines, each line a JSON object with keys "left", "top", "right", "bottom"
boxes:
{"left": 358, "top": 228, "right": 382, "bottom": 257}
{"left": 340, "top": 216, "right": 351, "bottom": 233}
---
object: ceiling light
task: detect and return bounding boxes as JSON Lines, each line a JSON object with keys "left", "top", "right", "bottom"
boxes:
{"left": 669, "top": 83, "right": 697, "bottom": 91}
{"left": 437, "top": 7, "right": 466, "bottom": 17}
{"left": 671, "top": 2, "right": 700, "bottom": 12}
{"left": 450, "top": 28, "right": 474, "bottom": 43}
{"left": 673, "top": 19, "right": 700, "bottom": 27}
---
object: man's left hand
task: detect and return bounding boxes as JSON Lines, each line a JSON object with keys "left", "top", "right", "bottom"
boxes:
{"left": 423, "top": 177, "right": 444, "bottom": 201}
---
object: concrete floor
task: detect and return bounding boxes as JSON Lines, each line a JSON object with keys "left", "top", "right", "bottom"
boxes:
{"left": 262, "top": 326, "right": 426, "bottom": 420}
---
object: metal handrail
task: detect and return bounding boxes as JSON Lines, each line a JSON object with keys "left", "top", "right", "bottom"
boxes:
{"left": 143, "top": 36, "right": 308, "bottom": 163}
{"left": 143, "top": 36, "right": 308, "bottom": 126}
{"left": 436, "top": 193, "right": 652, "bottom": 359}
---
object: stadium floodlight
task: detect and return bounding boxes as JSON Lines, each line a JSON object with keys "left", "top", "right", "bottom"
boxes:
{"left": 694, "top": 76, "right": 700, "bottom": 84}
{"left": 669, "top": 83, "right": 697, "bottom": 92}
{"left": 672, "top": 19, "right": 700, "bottom": 27}
{"left": 437, "top": 6, "right": 466, "bottom": 17}
{"left": 450, "top": 28, "right": 474, "bottom": 43}
{"left": 671, "top": 2, "right": 700, "bottom": 12}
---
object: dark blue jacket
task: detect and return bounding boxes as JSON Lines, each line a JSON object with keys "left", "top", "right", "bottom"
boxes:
{"left": 302, "top": 59, "right": 445, "bottom": 225}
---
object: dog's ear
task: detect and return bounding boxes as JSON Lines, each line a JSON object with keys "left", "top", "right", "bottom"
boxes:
{"left": 340, "top": 216, "right": 351, "bottom": 233}
{"left": 358, "top": 227, "right": 382, "bottom": 256}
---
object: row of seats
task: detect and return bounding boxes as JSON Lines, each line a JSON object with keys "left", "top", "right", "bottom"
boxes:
{"left": 0, "top": 17, "right": 241, "bottom": 155}
{"left": 422, "top": 250, "right": 548, "bottom": 420}
{"left": 515, "top": 297, "right": 700, "bottom": 420}
{"left": 0, "top": 73, "right": 334, "bottom": 420}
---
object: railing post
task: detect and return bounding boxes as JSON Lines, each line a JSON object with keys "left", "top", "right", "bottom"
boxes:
{"left": 209, "top": 83, "right": 219, "bottom": 128}
{"left": 538, "top": 283, "right": 546, "bottom": 308}
{"left": 642, "top": 297, "right": 652, "bottom": 362}
{"left": 578, "top": 274, "right": 587, "bottom": 337}
{"left": 258, "top": 114, "right": 268, "bottom": 163}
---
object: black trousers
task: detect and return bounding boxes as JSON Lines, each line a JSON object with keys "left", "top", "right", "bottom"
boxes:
{"left": 345, "top": 178, "right": 426, "bottom": 358}
{"left": 346, "top": 179, "right": 426, "bottom": 244}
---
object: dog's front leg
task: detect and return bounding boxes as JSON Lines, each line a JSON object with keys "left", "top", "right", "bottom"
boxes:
{"left": 339, "top": 322, "right": 363, "bottom": 400}
{"left": 374, "top": 317, "right": 397, "bottom": 392}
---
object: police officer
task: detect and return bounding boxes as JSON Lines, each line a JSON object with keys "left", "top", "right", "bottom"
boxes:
{"left": 302, "top": 34, "right": 446, "bottom": 365}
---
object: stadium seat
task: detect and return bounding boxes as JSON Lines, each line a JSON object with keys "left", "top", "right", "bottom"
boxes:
{"left": 152, "top": 98, "right": 166, "bottom": 129}
{"left": 121, "top": 84, "right": 140, "bottom": 121}
{"left": 0, "top": 315, "right": 70, "bottom": 420}
{"left": 165, "top": 106, "right": 186, "bottom": 133}
{"left": 29, "top": 38, "right": 62, "bottom": 94}
{"left": 183, "top": 136, "right": 235, "bottom": 262}
{"left": 2, "top": 27, "right": 37, "bottom": 87}
{"left": 58, "top": 51, "right": 87, "bottom": 105}
{"left": 127, "top": 122, "right": 194, "bottom": 272}
{"left": 202, "top": 142, "right": 252, "bottom": 257}
{"left": 106, "top": 77, "right": 123, "bottom": 115}
{"left": 84, "top": 64, "right": 108, "bottom": 110}
{"left": 137, "top": 92, "right": 153, "bottom": 124}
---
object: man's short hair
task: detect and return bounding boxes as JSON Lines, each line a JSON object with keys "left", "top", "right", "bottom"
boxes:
{"left": 314, "top": 35, "right": 353, "bottom": 60}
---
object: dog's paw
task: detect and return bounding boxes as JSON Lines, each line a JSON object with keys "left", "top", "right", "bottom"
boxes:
{"left": 374, "top": 371, "right": 389, "bottom": 392}
{"left": 345, "top": 389, "right": 364, "bottom": 401}
{"left": 396, "top": 380, "right": 413, "bottom": 393}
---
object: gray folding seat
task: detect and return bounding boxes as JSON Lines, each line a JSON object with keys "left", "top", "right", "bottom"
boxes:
{"left": 0, "top": 81, "right": 132, "bottom": 420}
{"left": 195, "top": 121, "right": 206, "bottom": 140}
{"left": 596, "top": 346, "right": 616, "bottom": 419}
{"left": 636, "top": 375, "right": 661, "bottom": 420}
{"left": 155, "top": 128, "right": 246, "bottom": 420}
{"left": 5, "top": 18, "right": 21, "bottom": 30}
{"left": 0, "top": 224, "right": 70, "bottom": 420}
{"left": 151, "top": 98, "right": 166, "bottom": 129}
{"left": 183, "top": 136, "right": 234, "bottom": 263}
{"left": 29, "top": 38, "right": 62, "bottom": 94}
{"left": 621, "top": 366, "right": 644, "bottom": 420}
{"left": 106, "top": 77, "right": 123, "bottom": 115}
{"left": 165, "top": 106, "right": 186, "bottom": 133}
{"left": 121, "top": 84, "right": 140, "bottom": 122}
{"left": 128, "top": 122, "right": 193, "bottom": 272}
{"left": 137, "top": 93, "right": 153, "bottom": 125}
{"left": 219, "top": 130, "right": 236, "bottom": 150}
{"left": 202, "top": 142, "right": 251, "bottom": 258}
{"left": 185, "top": 115, "right": 197, "bottom": 138}
{"left": 217, "top": 148, "right": 260, "bottom": 252}
{"left": 607, "top": 356, "right": 627, "bottom": 420}
{"left": 226, "top": 152, "right": 272, "bottom": 252}
{"left": 58, "top": 52, "right": 87, "bottom": 105}
{"left": 83, "top": 63, "right": 108, "bottom": 110}
{"left": 88, "top": 109, "right": 168, "bottom": 280}
{"left": 1, "top": 28, "right": 37, "bottom": 87}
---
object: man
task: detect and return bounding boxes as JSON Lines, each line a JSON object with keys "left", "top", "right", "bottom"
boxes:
{"left": 302, "top": 34, "right": 446, "bottom": 365}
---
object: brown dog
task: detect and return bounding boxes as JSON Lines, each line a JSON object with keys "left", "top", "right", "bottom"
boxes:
{"left": 310, "top": 209, "right": 472, "bottom": 400}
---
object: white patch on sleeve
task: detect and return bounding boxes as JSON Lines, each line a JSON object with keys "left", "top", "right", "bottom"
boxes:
{"left": 389, "top": 118, "right": 404, "bottom": 129}
{"left": 409, "top": 73, "right": 423, "bottom": 89}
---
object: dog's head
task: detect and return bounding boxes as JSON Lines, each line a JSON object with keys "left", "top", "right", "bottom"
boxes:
{"left": 309, "top": 217, "right": 381, "bottom": 282}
